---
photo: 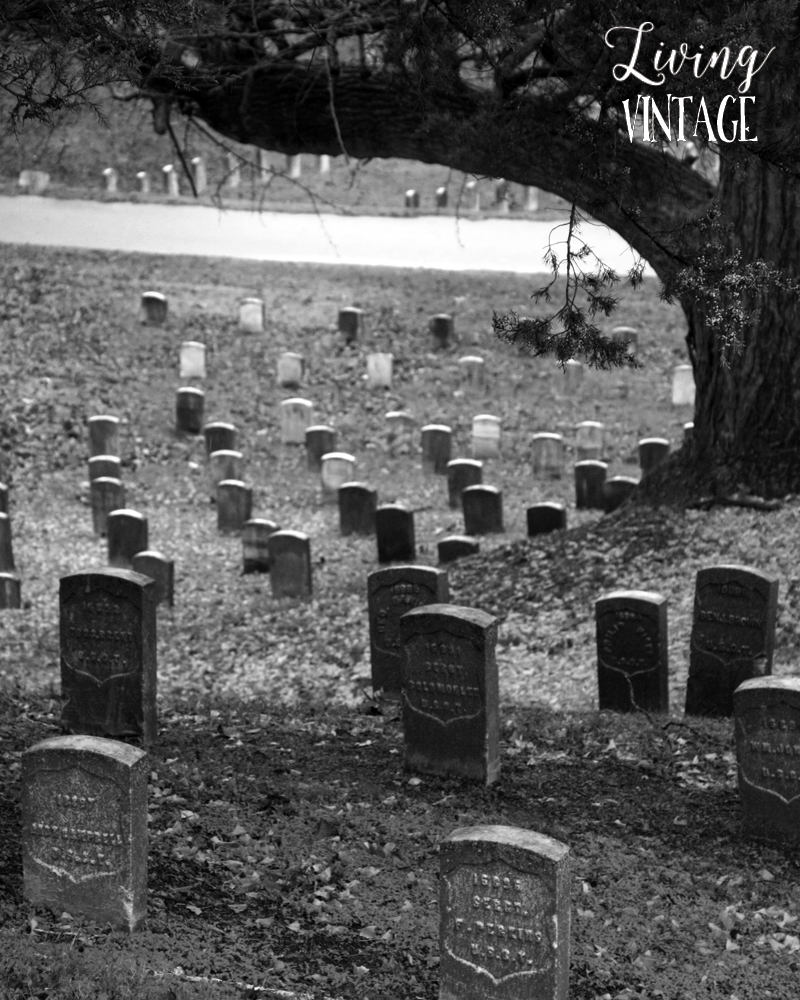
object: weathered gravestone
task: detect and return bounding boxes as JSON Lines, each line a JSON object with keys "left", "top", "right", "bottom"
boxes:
{"left": 338, "top": 307, "right": 365, "bottom": 344}
{"left": 176, "top": 388, "right": 204, "bottom": 434}
{"left": 459, "top": 356, "right": 485, "bottom": 388}
{"left": 239, "top": 298, "right": 264, "bottom": 333}
{"left": 368, "top": 566, "right": 450, "bottom": 698}
{"left": 60, "top": 569, "right": 157, "bottom": 744}
{"left": 131, "top": 550, "right": 174, "bottom": 608}
{"left": 281, "top": 398, "right": 315, "bottom": 444}
{"left": 595, "top": 591, "right": 668, "bottom": 713}
{"left": 439, "top": 825, "right": 570, "bottom": 1000}
{"left": 88, "top": 415, "right": 120, "bottom": 458}
{"left": 611, "top": 325, "right": 639, "bottom": 353}
{"left": 107, "top": 509, "right": 148, "bottom": 569}
{"left": 217, "top": 480, "right": 252, "bottom": 533}
{"left": 385, "top": 411, "right": 416, "bottom": 456}
{"left": 436, "top": 186, "right": 448, "bottom": 208}
{"left": 603, "top": 476, "right": 638, "bottom": 514}
{"left": 683, "top": 421, "right": 694, "bottom": 444}
{"left": 438, "top": 536, "right": 479, "bottom": 564}
{"left": 141, "top": 291, "right": 167, "bottom": 325}
{"left": 102, "top": 167, "right": 118, "bottom": 193}
{"left": 321, "top": 453, "right": 356, "bottom": 504}
{"left": 179, "top": 341, "right": 207, "bottom": 380}
{"left": 277, "top": 352, "right": 305, "bottom": 388}
{"left": 208, "top": 450, "right": 243, "bottom": 500}
{"left": 242, "top": 519, "right": 280, "bottom": 573}
{"left": 162, "top": 163, "right": 179, "bottom": 196}
{"left": 136, "top": 171, "right": 150, "bottom": 194}
{"left": 400, "top": 605, "right": 499, "bottom": 783}
{"left": 0, "top": 572, "right": 21, "bottom": 609}
{"left": 447, "top": 459, "right": 483, "bottom": 510}
{"left": 203, "top": 422, "right": 237, "bottom": 456}
{"left": 638, "top": 437, "right": 670, "bottom": 476}
{"left": 268, "top": 530, "right": 312, "bottom": 599}
{"left": 405, "top": 189, "right": 421, "bottom": 209}
{"left": 339, "top": 483, "right": 377, "bottom": 536}
{"left": 575, "top": 421, "right": 604, "bottom": 462}
{"left": 190, "top": 155, "right": 207, "bottom": 194}
{"left": 686, "top": 565, "right": 779, "bottom": 717}
{"left": 421, "top": 425, "right": 452, "bottom": 475}
{"left": 22, "top": 735, "right": 148, "bottom": 931}
{"left": 366, "top": 353, "right": 393, "bottom": 389}
{"left": 527, "top": 503, "right": 567, "bottom": 537}
{"left": 472, "top": 415, "right": 501, "bottom": 459}
{"left": 88, "top": 455, "right": 122, "bottom": 482}
{"left": 531, "top": 433, "right": 564, "bottom": 478}
{"left": 734, "top": 678, "right": 800, "bottom": 843}
{"left": 574, "top": 460, "right": 607, "bottom": 510}
{"left": 431, "top": 313, "right": 455, "bottom": 350}
{"left": 0, "top": 512, "right": 15, "bottom": 571}
{"left": 563, "top": 358, "right": 583, "bottom": 392}
{"left": 91, "top": 478, "right": 125, "bottom": 537}
{"left": 305, "top": 425, "right": 337, "bottom": 471}
{"left": 376, "top": 504, "right": 415, "bottom": 563}
{"left": 672, "top": 364, "right": 695, "bottom": 406}
{"left": 463, "top": 485, "right": 503, "bottom": 535}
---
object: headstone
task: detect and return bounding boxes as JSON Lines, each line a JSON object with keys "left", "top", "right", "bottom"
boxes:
{"left": 431, "top": 314, "right": 454, "bottom": 350}
{"left": 375, "top": 504, "right": 415, "bottom": 563}
{"left": 438, "top": 536, "right": 479, "bottom": 564}
{"left": 574, "top": 460, "right": 608, "bottom": 510}
{"left": 179, "top": 341, "right": 207, "bottom": 380}
{"left": 0, "top": 512, "right": 15, "bottom": 572}
{"left": 280, "top": 398, "right": 314, "bottom": 445}
{"left": 338, "top": 307, "right": 365, "bottom": 344}
{"left": 277, "top": 352, "right": 304, "bottom": 388}
{"left": 471, "top": 415, "right": 501, "bottom": 459}
{"left": 107, "top": 509, "right": 148, "bottom": 569}
{"left": 208, "top": 450, "right": 244, "bottom": 500}
{"left": 60, "top": 569, "right": 157, "bottom": 743}
{"left": 162, "top": 163, "right": 179, "bottom": 197}
{"left": 435, "top": 186, "right": 448, "bottom": 208}
{"left": 217, "top": 480, "right": 253, "bottom": 533}
{"left": 523, "top": 185, "right": 540, "bottom": 211}
{"left": 226, "top": 152, "right": 241, "bottom": 189}
{"left": 421, "top": 424, "right": 452, "bottom": 475}
{"left": 88, "top": 415, "right": 120, "bottom": 458}
{"left": 321, "top": 452, "right": 356, "bottom": 504}
{"left": 465, "top": 180, "right": 480, "bottom": 211}
{"left": 141, "top": 291, "right": 167, "bottom": 324}
{"left": 385, "top": 411, "right": 416, "bottom": 456}
{"left": 190, "top": 155, "right": 207, "bottom": 194}
{"left": 405, "top": 189, "right": 420, "bottom": 209}
{"left": 91, "top": 478, "right": 125, "bottom": 537}
{"left": 0, "top": 482, "right": 7, "bottom": 514}
{"left": 368, "top": 566, "right": 450, "bottom": 698}
{"left": 131, "top": 551, "right": 174, "bottom": 608}
{"left": 400, "top": 604, "right": 499, "bottom": 783}
{"left": 439, "top": 826, "right": 570, "bottom": 1000}
{"left": 0, "top": 572, "right": 21, "bottom": 609}
{"left": 136, "top": 171, "right": 150, "bottom": 194}
{"left": 339, "top": 483, "right": 377, "bottom": 536}
{"left": 575, "top": 421, "right": 604, "bottom": 460}
{"left": 611, "top": 326, "right": 639, "bottom": 353}
{"left": 603, "top": 476, "right": 638, "bottom": 513}
{"left": 18, "top": 169, "right": 50, "bottom": 194}
{"left": 287, "top": 154, "right": 302, "bottom": 178}
{"left": 459, "top": 356, "right": 485, "bottom": 388}
{"left": 102, "top": 167, "right": 118, "bottom": 194}
{"left": 596, "top": 590, "right": 668, "bottom": 713}
{"left": 564, "top": 358, "right": 583, "bottom": 392}
{"left": 268, "top": 530, "right": 312, "bottom": 599}
{"left": 672, "top": 364, "right": 695, "bottom": 406}
{"left": 683, "top": 421, "right": 694, "bottom": 443}
{"left": 686, "top": 565, "right": 779, "bottom": 717}
{"left": 462, "top": 485, "right": 503, "bottom": 535}
{"left": 639, "top": 437, "right": 670, "bottom": 475}
{"left": 447, "top": 459, "right": 483, "bottom": 510}
{"left": 242, "top": 519, "right": 280, "bottom": 573}
{"left": 239, "top": 298, "right": 264, "bottom": 333}
{"left": 366, "top": 353, "right": 393, "bottom": 389}
{"left": 532, "top": 433, "right": 565, "bottom": 478}
{"left": 305, "top": 425, "right": 337, "bottom": 471}
{"left": 257, "top": 148, "right": 270, "bottom": 183}
{"left": 88, "top": 455, "right": 122, "bottom": 482}
{"left": 175, "top": 387, "right": 204, "bottom": 434}
{"left": 22, "top": 735, "right": 148, "bottom": 931}
{"left": 203, "top": 422, "right": 236, "bottom": 456}
{"left": 318, "top": 154, "right": 331, "bottom": 174}
{"left": 734, "top": 678, "right": 800, "bottom": 843}
{"left": 527, "top": 503, "right": 567, "bottom": 536}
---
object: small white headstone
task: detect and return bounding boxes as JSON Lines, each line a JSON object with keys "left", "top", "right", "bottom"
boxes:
{"left": 102, "top": 168, "right": 118, "bottom": 194}
{"left": 239, "top": 298, "right": 264, "bottom": 333}
{"left": 136, "top": 171, "right": 150, "bottom": 194}
{"left": 672, "top": 365, "right": 695, "bottom": 406}
{"left": 226, "top": 153, "right": 241, "bottom": 189}
{"left": 366, "top": 353, "right": 393, "bottom": 389}
{"left": 179, "top": 341, "right": 207, "bottom": 380}
{"left": 281, "top": 398, "right": 315, "bottom": 445}
{"left": 318, "top": 155, "right": 331, "bottom": 174}
{"left": 458, "top": 356, "right": 485, "bottom": 388}
{"left": 190, "top": 156, "right": 207, "bottom": 194}
{"left": 162, "top": 164, "right": 179, "bottom": 197}
{"left": 471, "top": 414, "right": 501, "bottom": 459}
{"left": 277, "top": 352, "right": 304, "bottom": 388}
{"left": 321, "top": 452, "right": 356, "bottom": 503}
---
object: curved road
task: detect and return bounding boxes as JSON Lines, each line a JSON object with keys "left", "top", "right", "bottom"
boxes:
{"left": 0, "top": 195, "right": 652, "bottom": 275}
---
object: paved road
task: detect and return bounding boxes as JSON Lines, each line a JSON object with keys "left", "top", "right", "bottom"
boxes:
{"left": 0, "top": 195, "right": 652, "bottom": 275}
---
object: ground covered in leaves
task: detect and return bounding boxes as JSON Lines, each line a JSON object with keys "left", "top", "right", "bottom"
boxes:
{"left": 1, "top": 244, "right": 799, "bottom": 998}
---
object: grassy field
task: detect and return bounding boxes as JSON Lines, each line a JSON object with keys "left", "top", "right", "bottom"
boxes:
{"left": 1, "top": 243, "right": 799, "bottom": 999}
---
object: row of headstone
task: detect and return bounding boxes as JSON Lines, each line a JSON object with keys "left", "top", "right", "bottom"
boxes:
{"left": 404, "top": 183, "right": 542, "bottom": 214}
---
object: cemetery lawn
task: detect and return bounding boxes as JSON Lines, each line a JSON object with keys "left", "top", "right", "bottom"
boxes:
{"left": 1, "top": 244, "right": 800, "bottom": 998}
